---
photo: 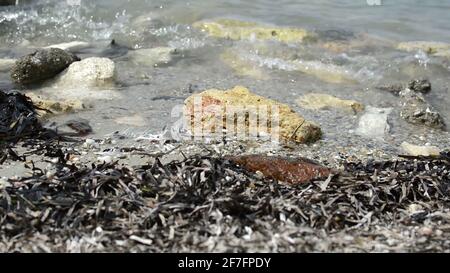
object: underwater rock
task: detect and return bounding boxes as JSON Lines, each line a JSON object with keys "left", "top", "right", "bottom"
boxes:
{"left": 0, "top": 58, "right": 15, "bottom": 72}
{"left": 10, "top": 48, "right": 80, "bottom": 85}
{"left": 291, "top": 60, "right": 356, "bottom": 84}
{"left": 399, "top": 88, "right": 445, "bottom": 129}
{"left": 114, "top": 114, "right": 146, "bottom": 127}
{"left": 377, "top": 83, "right": 404, "bottom": 95}
{"left": 296, "top": 93, "right": 364, "bottom": 114}
{"left": 227, "top": 155, "right": 332, "bottom": 184}
{"left": 401, "top": 142, "right": 441, "bottom": 157}
{"left": 397, "top": 41, "right": 450, "bottom": 58}
{"left": 408, "top": 78, "right": 431, "bottom": 94}
{"left": 220, "top": 48, "right": 268, "bottom": 80}
{"left": 127, "top": 47, "right": 174, "bottom": 67}
{"left": 184, "top": 86, "right": 322, "bottom": 143}
{"left": 355, "top": 106, "right": 392, "bottom": 139}
{"left": 49, "top": 57, "right": 116, "bottom": 89}
{"left": 26, "top": 93, "right": 85, "bottom": 119}
{"left": 193, "top": 18, "right": 315, "bottom": 43}
{"left": 44, "top": 41, "right": 91, "bottom": 52}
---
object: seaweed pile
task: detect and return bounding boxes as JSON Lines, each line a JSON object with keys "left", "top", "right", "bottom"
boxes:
{"left": 1, "top": 149, "right": 449, "bottom": 252}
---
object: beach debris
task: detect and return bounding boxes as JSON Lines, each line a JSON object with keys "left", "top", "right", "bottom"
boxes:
{"left": 227, "top": 155, "right": 332, "bottom": 184}
{"left": 10, "top": 48, "right": 80, "bottom": 85}
{"left": 127, "top": 47, "right": 175, "bottom": 67}
{"left": 296, "top": 93, "right": 364, "bottom": 114}
{"left": 397, "top": 41, "right": 450, "bottom": 58}
{"left": 48, "top": 57, "right": 116, "bottom": 89}
{"left": 399, "top": 88, "right": 445, "bottom": 129}
{"left": 401, "top": 142, "right": 441, "bottom": 157}
{"left": 355, "top": 106, "right": 392, "bottom": 139}
{"left": 184, "top": 86, "right": 322, "bottom": 143}
{"left": 193, "top": 18, "right": 316, "bottom": 43}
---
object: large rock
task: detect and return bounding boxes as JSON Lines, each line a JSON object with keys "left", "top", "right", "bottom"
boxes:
{"left": 127, "top": 47, "right": 174, "bottom": 67}
{"left": 296, "top": 93, "right": 364, "bottom": 114}
{"left": 48, "top": 57, "right": 116, "bottom": 89}
{"left": 193, "top": 18, "right": 315, "bottom": 43}
{"left": 10, "top": 48, "right": 80, "bottom": 85}
{"left": 0, "top": 58, "right": 15, "bottom": 72}
{"left": 401, "top": 142, "right": 441, "bottom": 157}
{"left": 397, "top": 41, "right": 450, "bottom": 58}
{"left": 355, "top": 106, "right": 392, "bottom": 139}
{"left": 184, "top": 86, "right": 322, "bottom": 143}
{"left": 399, "top": 88, "right": 445, "bottom": 129}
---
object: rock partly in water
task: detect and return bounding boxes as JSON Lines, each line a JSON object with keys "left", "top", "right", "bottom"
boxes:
{"left": 25, "top": 93, "right": 85, "bottom": 119}
{"left": 355, "top": 106, "right": 392, "bottom": 139}
{"left": 193, "top": 18, "right": 315, "bottom": 43}
{"left": 48, "top": 57, "right": 116, "bottom": 89}
{"left": 397, "top": 41, "right": 450, "bottom": 58}
{"left": 399, "top": 88, "right": 445, "bottom": 129}
{"left": 296, "top": 93, "right": 364, "bottom": 114}
{"left": 10, "top": 48, "right": 80, "bottom": 85}
{"left": 127, "top": 47, "right": 175, "bottom": 67}
{"left": 227, "top": 155, "right": 332, "bottom": 184}
{"left": 43, "top": 41, "right": 91, "bottom": 52}
{"left": 184, "top": 86, "right": 322, "bottom": 143}
{"left": 0, "top": 58, "right": 15, "bottom": 72}
{"left": 220, "top": 48, "right": 268, "bottom": 80}
{"left": 408, "top": 78, "right": 431, "bottom": 94}
{"left": 401, "top": 142, "right": 441, "bottom": 157}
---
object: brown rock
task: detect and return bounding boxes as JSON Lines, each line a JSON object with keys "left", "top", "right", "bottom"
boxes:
{"left": 227, "top": 155, "right": 332, "bottom": 184}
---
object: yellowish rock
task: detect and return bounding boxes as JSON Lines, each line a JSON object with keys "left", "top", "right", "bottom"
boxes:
{"left": 401, "top": 142, "right": 441, "bottom": 157}
{"left": 184, "top": 86, "right": 321, "bottom": 143}
{"left": 193, "top": 18, "right": 315, "bottom": 43}
{"left": 220, "top": 49, "right": 268, "bottom": 80}
{"left": 397, "top": 41, "right": 450, "bottom": 57}
{"left": 296, "top": 93, "right": 364, "bottom": 114}
{"left": 26, "top": 93, "right": 85, "bottom": 119}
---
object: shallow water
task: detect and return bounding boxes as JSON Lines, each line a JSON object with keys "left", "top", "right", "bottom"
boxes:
{"left": 1, "top": 0, "right": 449, "bottom": 155}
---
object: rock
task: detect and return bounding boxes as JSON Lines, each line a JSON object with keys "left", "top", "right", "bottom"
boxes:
{"left": 10, "top": 48, "right": 80, "bottom": 85}
{"left": 377, "top": 83, "right": 404, "bottom": 95}
{"left": 115, "top": 114, "right": 146, "bottom": 127}
{"left": 44, "top": 41, "right": 91, "bottom": 52}
{"left": 193, "top": 18, "right": 315, "bottom": 43}
{"left": 408, "top": 78, "right": 431, "bottom": 94}
{"left": 0, "top": 0, "right": 16, "bottom": 6}
{"left": 355, "top": 106, "right": 392, "bottom": 139}
{"left": 127, "top": 47, "right": 174, "bottom": 67}
{"left": 220, "top": 48, "right": 268, "bottom": 80}
{"left": 397, "top": 41, "right": 450, "bottom": 58}
{"left": 0, "top": 58, "right": 16, "bottom": 72}
{"left": 25, "top": 92, "right": 85, "bottom": 119}
{"left": 184, "top": 86, "right": 322, "bottom": 143}
{"left": 399, "top": 88, "right": 445, "bottom": 129}
{"left": 49, "top": 57, "right": 116, "bottom": 89}
{"left": 401, "top": 142, "right": 441, "bottom": 157}
{"left": 296, "top": 93, "right": 364, "bottom": 114}
{"left": 227, "top": 155, "right": 332, "bottom": 184}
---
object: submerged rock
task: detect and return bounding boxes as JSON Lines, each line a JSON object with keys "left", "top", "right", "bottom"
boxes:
{"left": 227, "top": 155, "right": 332, "bottom": 184}
{"left": 401, "top": 142, "right": 441, "bottom": 157}
{"left": 296, "top": 93, "right": 364, "bottom": 114}
{"left": 220, "top": 48, "right": 268, "bottom": 80}
{"left": 49, "top": 57, "right": 116, "bottom": 89}
{"left": 10, "top": 48, "right": 80, "bottom": 85}
{"left": 184, "top": 86, "right": 322, "bottom": 143}
{"left": 289, "top": 59, "right": 356, "bottom": 84}
{"left": 127, "top": 47, "right": 175, "bottom": 67}
{"left": 26, "top": 93, "right": 85, "bottom": 119}
{"left": 355, "top": 106, "right": 392, "bottom": 139}
{"left": 193, "top": 18, "right": 315, "bottom": 43}
{"left": 0, "top": 58, "right": 15, "bottom": 72}
{"left": 44, "top": 41, "right": 91, "bottom": 52}
{"left": 114, "top": 114, "right": 146, "bottom": 127}
{"left": 399, "top": 88, "right": 445, "bottom": 129}
{"left": 397, "top": 41, "right": 450, "bottom": 58}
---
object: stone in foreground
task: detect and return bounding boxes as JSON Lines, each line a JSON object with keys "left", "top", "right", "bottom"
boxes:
{"left": 227, "top": 155, "right": 332, "bottom": 184}
{"left": 10, "top": 48, "right": 80, "bottom": 85}
{"left": 297, "top": 93, "right": 364, "bottom": 114}
{"left": 193, "top": 18, "right": 315, "bottom": 43}
{"left": 184, "top": 86, "right": 321, "bottom": 143}
{"left": 401, "top": 142, "right": 441, "bottom": 157}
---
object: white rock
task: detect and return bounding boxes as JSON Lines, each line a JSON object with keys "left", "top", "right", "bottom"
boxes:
{"left": 44, "top": 41, "right": 91, "bottom": 52}
{"left": 401, "top": 142, "right": 441, "bottom": 156}
{"left": 127, "top": 47, "right": 174, "bottom": 66}
{"left": 97, "top": 156, "right": 113, "bottom": 164}
{"left": 0, "top": 178, "right": 12, "bottom": 190}
{"left": 0, "top": 58, "right": 16, "bottom": 72}
{"left": 355, "top": 106, "right": 392, "bottom": 139}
